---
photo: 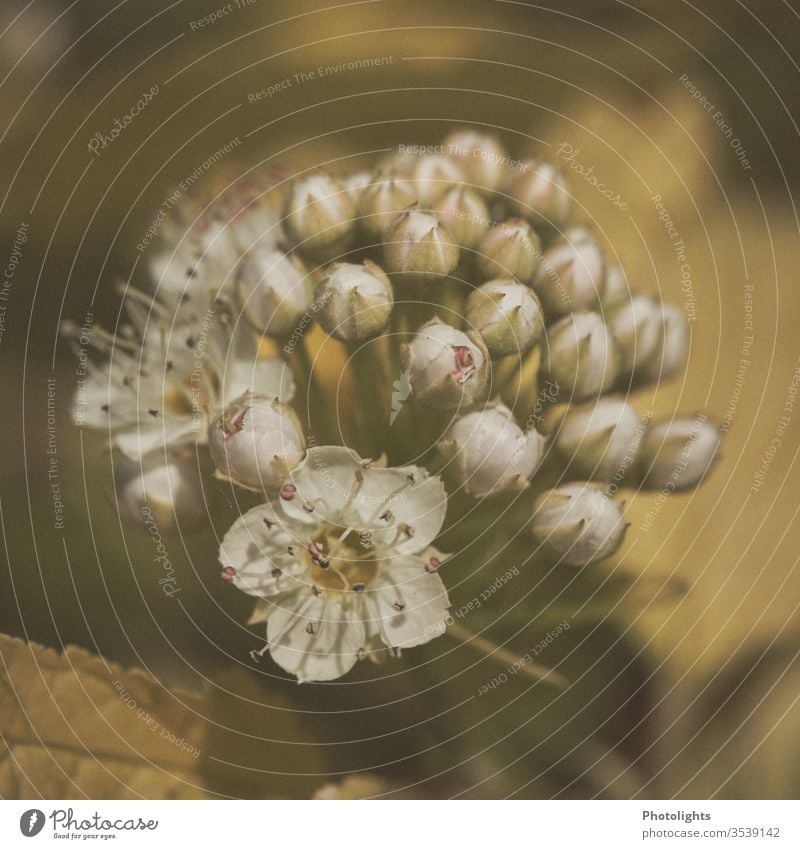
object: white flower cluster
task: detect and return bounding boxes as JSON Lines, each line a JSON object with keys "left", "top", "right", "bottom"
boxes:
{"left": 64, "top": 130, "right": 720, "bottom": 682}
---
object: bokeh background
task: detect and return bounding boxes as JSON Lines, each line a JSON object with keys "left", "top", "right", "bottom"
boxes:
{"left": 1, "top": 0, "right": 799, "bottom": 799}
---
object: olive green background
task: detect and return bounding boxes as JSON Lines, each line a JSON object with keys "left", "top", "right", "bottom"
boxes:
{"left": 1, "top": 0, "right": 799, "bottom": 798}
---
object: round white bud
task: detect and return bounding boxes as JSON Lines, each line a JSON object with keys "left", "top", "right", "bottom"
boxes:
{"left": 342, "top": 170, "right": 372, "bottom": 205}
{"left": 432, "top": 186, "right": 490, "bottom": 249}
{"left": 640, "top": 302, "right": 689, "bottom": 382}
{"left": 282, "top": 172, "right": 355, "bottom": 259}
{"left": 553, "top": 398, "right": 643, "bottom": 481}
{"left": 236, "top": 248, "right": 314, "bottom": 338}
{"left": 465, "top": 278, "right": 544, "bottom": 357}
{"left": 437, "top": 404, "right": 545, "bottom": 497}
{"left": 601, "top": 264, "right": 629, "bottom": 309}
{"left": 401, "top": 318, "right": 490, "bottom": 410}
{"left": 476, "top": 218, "right": 541, "bottom": 283}
{"left": 639, "top": 417, "right": 720, "bottom": 491}
{"left": 443, "top": 128, "right": 510, "bottom": 193}
{"left": 508, "top": 160, "right": 572, "bottom": 231}
{"left": 316, "top": 260, "right": 394, "bottom": 342}
{"left": 112, "top": 450, "right": 207, "bottom": 533}
{"left": 383, "top": 209, "right": 460, "bottom": 282}
{"left": 208, "top": 392, "right": 305, "bottom": 492}
{"left": 544, "top": 311, "right": 618, "bottom": 401}
{"left": 529, "top": 482, "right": 627, "bottom": 566}
{"left": 358, "top": 170, "right": 417, "bottom": 241}
{"left": 533, "top": 232, "right": 606, "bottom": 318}
{"left": 403, "top": 153, "right": 465, "bottom": 204}
{"left": 609, "top": 296, "right": 688, "bottom": 383}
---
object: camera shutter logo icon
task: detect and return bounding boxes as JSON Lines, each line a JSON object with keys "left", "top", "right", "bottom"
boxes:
{"left": 19, "top": 810, "right": 45, "bottom": 837}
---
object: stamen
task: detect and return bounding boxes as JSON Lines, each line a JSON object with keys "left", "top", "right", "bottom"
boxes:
{"left": 392, "top": 601, "right": 406, "bottom": 612}
{"left": 425, "top": 557, "right": 442, "bottom": 573}
{"left": 280, "top": 483, "right": 297, "bottom": 501}
{"left": 249, "top": 643, "right": 270, "bottom": 662}
{"left": 221, "top": 566, "right": 237, "bottom": 584}
{"left": 305, "top": 621, "right": 320, "bottom": 635}
{"left": 341, "top": 469, "right": 366, "bottom": 513}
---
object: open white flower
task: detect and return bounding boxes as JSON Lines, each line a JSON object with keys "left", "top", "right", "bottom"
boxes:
{"left": 219, "top": 446, "right": 450, "bottom": 682}
{"left": 66, "top": 291, "right": 294, "bottom": 459}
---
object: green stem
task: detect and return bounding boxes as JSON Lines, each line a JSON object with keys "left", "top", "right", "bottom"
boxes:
{"left": 447, "top": 621, "right": 568, "bottom": 690}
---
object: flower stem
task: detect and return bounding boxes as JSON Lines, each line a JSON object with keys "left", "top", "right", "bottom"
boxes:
{"left": 446, "top": 620, "right": 568, "bottom": 690}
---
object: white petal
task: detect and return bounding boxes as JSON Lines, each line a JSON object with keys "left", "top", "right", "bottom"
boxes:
{"left": 114, "top": 416, "right": 197, "bottom": 459}
{"left": 219, "top": 503, "right": 307, "bottom": 598}
{"left": 366, "top": 559, "right": 450, "bottom": 649}
{"left": 355, "top": 465, "right": 447, "bottom": 555}
{"left": 222, "top": 357, "right": 296, "bottom": 405}
{"left": 281, "top": 445, "right": 368, "bottom": 526}
{"left": 268, "top": 594, "right": 366, "bottom": 682}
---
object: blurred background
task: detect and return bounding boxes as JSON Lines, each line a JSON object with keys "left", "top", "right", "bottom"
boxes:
{"left": 1, "top": 0, "right": 799, "bottom": 799}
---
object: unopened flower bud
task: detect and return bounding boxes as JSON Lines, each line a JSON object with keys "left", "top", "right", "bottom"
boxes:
{"left": 436, "top": 404, "right": 544, "bottom": 496}
{"left": 342, "top": 170, "right": 372, "bottom": 205}
{"left": 553, "top": 398, "right": 643, "bottom": 481}
{"left": 533, "top": 232, "right": 606, "bottom": 318}
{"left": 640, "top": 302, "right": 689, "bottom": 382}
{"left": 639, "top": 417, "right": 720, "bottom": 491}
{"left": 282, "top": 171, "right": 355, "bottom": 259}
{"left": 608, "top": 294, "right": 661, "bottom": 378}
{"left": 208, "top": 392, "right": 305, "bottom": 492}
{"left": 383, "top": 209, "right": 460, "bottom": 282}
{"left": 544, "top": 311, "right": 618, "bottom": 401}
{"left": 236, "top": 248, "right": 314, "bottom": 338}
{"left": 112, "top": 451, "right": 207, "bottom": 533}
{"left": 609, "top": 296, "right": 688, "bottom": 383}
{"left": 316, "top": 260, "right": 394, "bottom": 342}
{"left": 601, "top": 264, "right": 629, "bottom": 309}
{"left": 401, "top": 318, "right": 489, "bottom": 410}
{"left": 443, "top": 128, "right": 510, "bottom": 193}
{"left": 432, "top": 186, "right": 490, "bottom": 249}
{"left": 476, "top": 218, "right": 541, "bottom": 284}
{"left": 508, "top": 160, "right": 572, "bottom": 231}
{"left": 403, "top": 153, "right": 464, "bottom": 204}
{"left": 529, "top": 482, "right": 627, "bottom": 566}
{"left": 358, "top": 170, "right": 417, "bottom": 241}
{"left": 465, "top": 278, "right": 544, "bottom": 357}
